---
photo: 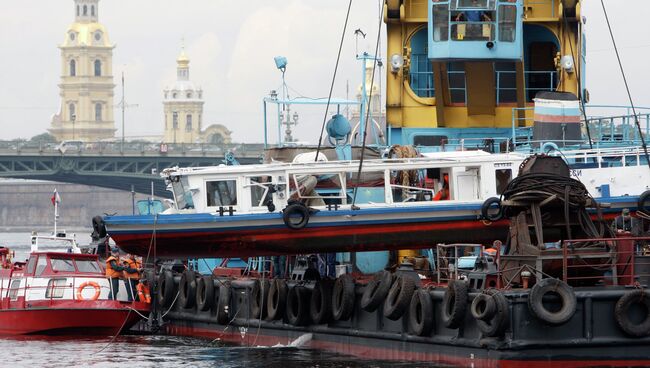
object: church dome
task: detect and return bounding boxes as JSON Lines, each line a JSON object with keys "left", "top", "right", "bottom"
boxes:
{"left": 164, "top": 47, "right": 203, "bottom": 101}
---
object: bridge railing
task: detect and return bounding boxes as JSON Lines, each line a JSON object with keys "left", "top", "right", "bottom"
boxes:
{"left": 0, "top": 141, "right": 266, "bottom": 157}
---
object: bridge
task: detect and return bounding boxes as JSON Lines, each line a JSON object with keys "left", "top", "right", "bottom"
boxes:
{"left": 0, "top": 141, "right": 264, "bottom": 198}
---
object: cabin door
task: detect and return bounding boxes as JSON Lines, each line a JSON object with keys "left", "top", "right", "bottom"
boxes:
{"left": 456, "top": 169, "right": 480, "bottom": 200}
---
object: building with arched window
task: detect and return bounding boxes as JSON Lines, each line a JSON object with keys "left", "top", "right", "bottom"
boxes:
{"left": 49, "top": 0, "right": 116, "bottom": 141}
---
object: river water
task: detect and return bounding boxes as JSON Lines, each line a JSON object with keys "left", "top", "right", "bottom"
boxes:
{"left": 0, "top": 232, "right": 428, "bottom": 368}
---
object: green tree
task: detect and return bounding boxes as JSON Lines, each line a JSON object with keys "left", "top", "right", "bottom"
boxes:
{"left": 29, "top": 132, "right": 57, "bottom": 143}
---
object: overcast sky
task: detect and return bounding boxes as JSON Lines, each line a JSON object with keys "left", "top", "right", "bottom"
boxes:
{"left": 0, "top": 0, "right": 648, "bottom": 143}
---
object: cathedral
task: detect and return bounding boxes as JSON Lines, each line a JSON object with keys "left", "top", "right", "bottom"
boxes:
{"left": 49, "top": 0, "right": 116, "bottom": 142}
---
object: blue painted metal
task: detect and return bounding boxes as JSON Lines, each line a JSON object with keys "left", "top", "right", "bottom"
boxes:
{"left": 355, "top": 251, "right": 389, "bottom": 274}
{"left": 326, "top": 114, "right": 352, "bottom": 143}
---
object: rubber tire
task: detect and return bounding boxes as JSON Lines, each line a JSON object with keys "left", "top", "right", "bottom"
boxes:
{"left": 214, "top": 283, "right": 230, "bottom": 325}
{"left": 92, "top": 215, "right": 107, "bottom": 238}
{"left": 481, "top": 197, "right": 503, "bottom": 221}
{"left": 471, "top": 293, "right": 497, "bottom": 321}
{"left": 442, "top": 280, "right": 469, "bottom": 329}
{"left": 615, "top": 290, "right": 650, "bottom": 337}
{"left": 639, "top": 190, "right": 650, "bottom": 215}
{"left": 332, "top": 275, "right": 356, "bottom": 321}
{"left": 361, "top": 270, "right": 392, "bottom": 312}
{"left": 178, "top": 270, "right": 197, "bottom": 309}
{"left": 196, "top": 275, "right": 215, "bottom": 312}
{"left": 157, "top": 269, "right": 175, "bottom": 308}
{"left": 250, "top": 279, "right": 270, "bottom": 320}
{"left": 408, "top": 289, "right": 433, "bottom": 336}
{"left": 310, "top": 279, "right": 334, "bottom": 324}
{"left": 266, "top": 278, "right": 288, "bottom": 321}
{"left": 282, "top": 203, "right": 310, "bottom": 230}
{"left": 528, "top": 278, "right": 576, "bottom": 326}
{"left": 384, "top": 275, "right": 416, "bottom": 320}
{"left": 477, "top": 289, "right": 509, "bottom": 337}
{"left": 286, "top": 286, "right": 310, "bottom": 326}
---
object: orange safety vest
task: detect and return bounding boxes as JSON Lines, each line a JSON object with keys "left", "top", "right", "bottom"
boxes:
{"left": 136, "top": 282, "right": 151, "bottom": 303}
{"left": 105, "top": 256, "right": 123, "bottom": 278}
{"left": 484, "top": 248, "right": 497, "bottom": 256}
{"left": 123, "top": 258, "right": 141, "bottom": 279}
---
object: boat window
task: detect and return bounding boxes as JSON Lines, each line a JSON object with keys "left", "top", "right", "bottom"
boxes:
{"left": 8, "top": 279, "right": 21, "bottom": 301}
{"left": 75, "top": 259, "right": 101, "bottom": 273}
{"left": 495, "top": 169, "right": 512, "bottom": 194}
{"left": 290, "top": 173, "right": 345, "bottom": 206}
{"left": 413, "top": 135, "right": 448, "bottom": 146}
{"left": 391, "top": 169, "right": 436, "bottom": 202}
{"left": 498, "top": 4, "right": 517, "bottom": 42}
{"left": 206, "top": 180, "right": 238, "bottom": 207}
{"left": 171, "top": 175, "right": 195, "bottom": 209}
{"left": 26, "top": 255, "right": 37, "bottom": 274}
{"left": 51, "top": 258, "right": 76, "bottom": 272}
{"left": 35, "top": 256, "right": 48, "bottom": 276}
{"left": 45, "top": 278, "right": 66, "bottom": 299}
{"left": 248, "top": 176, "right": 273, "bottom": 207}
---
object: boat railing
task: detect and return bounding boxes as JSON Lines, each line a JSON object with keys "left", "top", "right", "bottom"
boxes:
{"left": 416, "top": 136, "right": 512, "bottom": 153}
{"left": 436, "top": 244, "right": 487, "bottom": 284}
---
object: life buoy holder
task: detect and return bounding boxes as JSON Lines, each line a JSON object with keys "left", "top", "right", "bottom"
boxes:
{"left": 76, "top": 281, "right": 101, "bottom": 301}
{"left": 481, "top": 197, "right": 503, "bottom": 222}
{"left": 638, "top": 190, "right": 650, "bottom": 215}
{"left": 282, "top": 202, "right": 310, "bottom": 230}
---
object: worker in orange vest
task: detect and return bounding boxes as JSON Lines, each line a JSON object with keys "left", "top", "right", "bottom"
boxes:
{"left": 433, "top": 173, "right": 450, "bottom": 201}
{"left": 136, "top": 278, "right": 151, "bottom": 304}
{"left": 123, "top": 254, "right": 143, "bottom": 302}
{"left": 106, "top": 248, "right": 128, "bottom": 300}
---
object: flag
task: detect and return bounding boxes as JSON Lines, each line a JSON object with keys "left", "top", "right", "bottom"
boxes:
{"left": 51, "top": 189, "right": 61, "bottom": 206}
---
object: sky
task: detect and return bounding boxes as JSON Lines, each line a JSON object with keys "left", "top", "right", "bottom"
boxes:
{"left": 0, "top": 0, "right": 648, "bottom": 144}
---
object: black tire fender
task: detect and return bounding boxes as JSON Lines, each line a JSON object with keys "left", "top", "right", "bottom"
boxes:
{"left": 383, "top": 274, "right": 416, "bottom": 320}
{"left": 528, "top": 278, "right": 576, "bottom": 325}
{"left": 310, "top": 279, "right": 334, "bottom": 324}
{"left": 471, "top": 292, "right": 497, "bottom": 321}
{"left": 361, "top": 270, "right": 392, "bottom": 312}
{"left": 408, "top": 289, "right": 434, "bottom": 336}
{"left": 481, "top": 197, "right": 503, "bottom": 221}
{"left": 196, "top": 275, "right": 215, "bottom": 312}
{"left": 476, "top": 289, "right": 509, "bottom": 337}
{"left": 215, "top": 282, "right": 231, "bottom": 325}
{"left": 442, "top": 280, "right": 469, "bottom": 329}
{"left": 157, "top": 269, "right": 175, "bottom": 308}
{"left": 178, "top": 270, "right": 197, "bottom": 309}
{"left": 266, "top": 278, "right": 288, "bottom": 321}
{"left": 615, "top": 289, "right": 650, "bottom": 337}
{"left": 286, "top": 286, "right": 310, "bottom": 326}
{"left": 92, "top": 215, "right": 107, "bottom": 238}
{"left": 282, "top": 203, "right": 310, "bottom": 230}
{"left": 332, "top": 274, "right": 356, "bottom": 321}
{"left": 639, "top": 190, "right": 650, "bottom": 215}
{"left": 250, "top": 279, "right": 270, "bottom": 320}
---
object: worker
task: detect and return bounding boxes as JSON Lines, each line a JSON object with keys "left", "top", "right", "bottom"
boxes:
{"left": 433, "top": 173, "right": 450, "bottom": 201}
{"left": 136, "top": 278, "right": 151, "bottom": 304}
{"left": 123, "top": 254, "right": 143, "bottom": 302}
{"left": 106, "top": 248, "right": 127, "bottom": 300}
{"left": 484, "top": 240, "right": 500, "bottom": 256}
{"left": 611, "top": 208, "right": 641, "bottom": 235}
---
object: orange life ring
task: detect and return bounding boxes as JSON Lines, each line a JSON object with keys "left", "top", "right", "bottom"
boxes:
{"left": 76, "top": 281, "right": 101, "bottom": 301}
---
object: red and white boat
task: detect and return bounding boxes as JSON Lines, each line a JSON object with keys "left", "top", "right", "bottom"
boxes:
{"left": 0, "top": 230, "right": 150, "bottom": 335}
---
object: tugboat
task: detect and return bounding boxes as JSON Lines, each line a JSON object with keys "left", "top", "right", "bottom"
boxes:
{"left": 0, "top": 195, "right": 149, "bottom": 335}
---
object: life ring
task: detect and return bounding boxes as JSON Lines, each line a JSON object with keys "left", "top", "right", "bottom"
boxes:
{"left": 178, "top": 270, "right": 197, "bottom": 309}
{"left": 476, "top": 289, "right": 509, "bottom": 337}
{"left": 481, "top": 197, "right": 503, "bottom": 222}
{"left": 361, "top": 270, "right": 393, "bottom": 312}
{"left": 76, "top": 281, "right": 101, "bottom": 301}
{"left": 282, "top": 202, "right": 310, "bottom": 230}
{"left": 615, "top": 290, "right": 650, "bottom": 337}
{"left": 250, "top": 279, "right": 270, "bottom": 319}
{"left": 528, "top": 278, "right": 576, "bottom": 325}
{"left": 638, "top": 190, "right": 650, "bottom": 215}
{"left": 196, "top": 275, "right": 215, "bottom": 312}
{"left": 471, "top": 292, "right": 496, "bottom": 321}
{"left": 310, "top": 279, "right": 333, "bottom": 324}
{"left": 383, "top": 274, "right": 415, "bottom": 320}
{"left": 157, "top": 269, "right": 175, "bottom": 308}
{"left": 215, "top": 282, "right": 231, "bottom": 325}
{"left": 442, "top": 280, "right": 469, "bottom": 329}
{"left": 408, "top": 289, "right": 433, "bottom": 336}
{"left": 286, "top": 286, "right": 309, "bottom": 326}
{"left": 266, "top": 278, "right": 287, "bottom": 321}
{"left": 332, "top": 274, "right": 355, "bottom": 321}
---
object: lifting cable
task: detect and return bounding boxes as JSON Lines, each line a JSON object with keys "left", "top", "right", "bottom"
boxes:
{"left": 352, "top": 0, "right": 386, "bottom": 208}
{"left": 600, "top": 0, "right": 650, "bottom": 170}
{"left": 315, "top": 0, "right": 353, "bottom": 161}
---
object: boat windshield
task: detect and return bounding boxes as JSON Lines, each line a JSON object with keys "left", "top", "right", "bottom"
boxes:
{"left": 51, "top": 258, "right": 75, "bottom": 272}
{"left": 171, "top": 175, "right": 195, "bottom": 209}
{"left": 76, "top": 259, "right": 102, "bottom": 273}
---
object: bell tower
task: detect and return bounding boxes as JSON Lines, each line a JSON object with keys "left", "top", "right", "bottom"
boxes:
{"left": 49, "top": 0, "right": 116, "bottom": 141}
